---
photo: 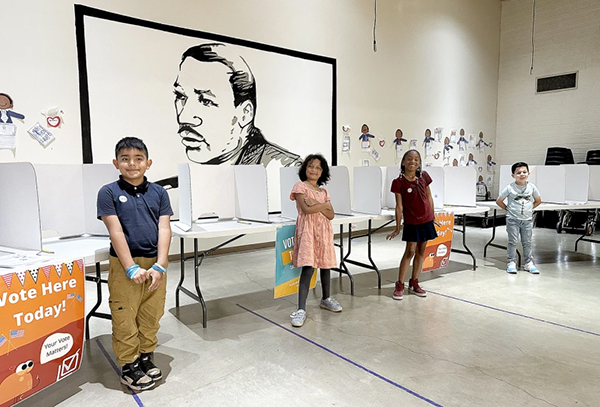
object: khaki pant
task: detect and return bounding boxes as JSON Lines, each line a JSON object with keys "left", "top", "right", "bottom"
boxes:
{"left": 108, "top": 256, "right": 167, "bottom": 366}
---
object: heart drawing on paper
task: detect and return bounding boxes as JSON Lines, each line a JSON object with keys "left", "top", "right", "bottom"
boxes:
{"left": 379, "top": 139, "right": 385, "bottom": 147}
{"left": 47, "top": 116, "right": 61, "bottom": 127}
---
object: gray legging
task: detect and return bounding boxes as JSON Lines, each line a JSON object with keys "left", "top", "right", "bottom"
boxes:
{"left": 298, "top": 266, "right": 331, "bottom": 310}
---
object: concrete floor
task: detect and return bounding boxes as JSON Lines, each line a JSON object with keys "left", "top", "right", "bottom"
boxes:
{"left": 19, "top": 225, "right": 600, "bottom": 407}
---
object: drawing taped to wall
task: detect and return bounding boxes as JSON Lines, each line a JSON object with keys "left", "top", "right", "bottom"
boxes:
{"left": 75, "top": 5, "right": 335, "bottom": 211}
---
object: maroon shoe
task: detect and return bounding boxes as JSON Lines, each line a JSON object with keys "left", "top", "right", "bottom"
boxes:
{"left": 408, "top": 279, "right": 427, "bottom": 297}
{"left": 392, "top": 281, "right": 404, "bottom": 300}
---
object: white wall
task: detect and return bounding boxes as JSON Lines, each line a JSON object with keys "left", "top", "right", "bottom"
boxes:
{"left": 496, "top": 0, "right": 600, "bottom": 195}
{"left": 1, "top": 0, "right": 502, "bottom": 251}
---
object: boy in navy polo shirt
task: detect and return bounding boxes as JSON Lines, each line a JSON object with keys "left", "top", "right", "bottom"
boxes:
{"left": 97, "top": 137, "right": 173, "bottom": 391}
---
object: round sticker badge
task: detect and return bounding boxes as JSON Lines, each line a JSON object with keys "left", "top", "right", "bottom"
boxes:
{"left": 119, "top": 195, "right": 128, "bottom": 203}
{"left": 407, "top": 188, "right": 413, "bottom": 193}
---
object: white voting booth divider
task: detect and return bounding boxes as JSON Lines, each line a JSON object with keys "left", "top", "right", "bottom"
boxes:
{"left": 33, "top": 164, "right": 118, "bottom": 237}
{"left": 279, "top": 166, "right": 352, "bottom": 220}
{"left": 589, "top": 166, "right": 600, "bottom": 201}
{"left": 178, "top": 163, "right": 270, "bottom": 231}
{"left": 500, "top": 164, "right": 591, "bottom": 204}
{"left": 353, "top": 166, "right": 382, "bottom": 214}
{"left": 424, "top": 166, "right": 445, "bottom": 209}
{"left": 442, "top": 166, "right": 476, "bottom": 207}
{"left": 0, "top": 163, "right": 42, "bottom": 251}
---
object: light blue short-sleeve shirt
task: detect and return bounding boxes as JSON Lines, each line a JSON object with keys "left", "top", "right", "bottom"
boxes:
{"left": 499, "top": 182, "right": 540, "bottom": 221}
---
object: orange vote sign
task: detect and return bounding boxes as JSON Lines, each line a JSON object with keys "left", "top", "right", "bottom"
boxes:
{"left": 0, "top": 259, "right": 85, "bottom": 407}
{"left": 423, "top": 212, "right": 454, "bottom": 272}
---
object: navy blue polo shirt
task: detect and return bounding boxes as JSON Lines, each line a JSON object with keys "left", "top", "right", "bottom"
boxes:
{"left": 97, "top": 176, "right": 173, "bottom": 258}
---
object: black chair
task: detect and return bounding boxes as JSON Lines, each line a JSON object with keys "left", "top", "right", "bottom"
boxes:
{"left": 585, "top": 150, "right": 600, "bottom": 165}
{"left": 545, "top": 147, "right": 574, "bottom": 165}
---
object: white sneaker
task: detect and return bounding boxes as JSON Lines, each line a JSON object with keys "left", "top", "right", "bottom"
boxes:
{"left": 290, "top": 309, "right": 307, "bottom": 327}
{"left": 320, "top": 297, "right": 343, "bottom": 312}
{"left": 506, "top": 261, "right": 517, "bottom": 274}
{"left": 524, "top": 262, "right": 540, "bottom": 274}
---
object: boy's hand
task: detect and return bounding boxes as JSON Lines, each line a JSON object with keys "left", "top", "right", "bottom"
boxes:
{"left": 132, "top": 268, "right": 149, "bottom": 284}
{"left": 148, "top": 269, "right": 163, "bottom": 291}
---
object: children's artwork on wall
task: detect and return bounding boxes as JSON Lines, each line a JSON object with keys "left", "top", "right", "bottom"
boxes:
{"left": 459, "top": 155, "right": 466, "bottom": 166}
{"left": 341, "top": 125, "right": 351, "bottom": 153}
{"left": 486, "top": 175, "right": 493, "bottom": 188}
{"left": 75, "top": 5, "right": 335, "bottom": 212}
{"left": 378, "top": 139, "right": 385, "bottom": 147}
{"left": 443, "top": 137, "right": 453, "bottom": 161}
{"left": 359, "top": 123, "right": 374, "bottom": 151}
{"left": 487, "top": 154, "right": 496, "bottom": 172}
{"left": 362, "top": 159, "right": 370, "bottom": 166}
{"left": 476, "top": 175, "right": 488, "bottom": 200}
{"left": 468, "top": 134, "right": 476, "bottom": 148}
{"left": 449, "top": 129, "right": 457, "bottom": 143}
{"left": 42, "top": 107, "right": 65, "bottom": 128}
{"left": 393, "top": 128, "right": 407, "bottom": 159}
{"left": 27, "top": 122, "right": 55, "bottom": 147}
{"left": 476, "top": 131, "right": 488, "bottom": 153}
{"left": 434, "top": 127, "right": 443, "bottom": 142}
{"left": 457, "top": 129, "right": 468, "bottom": 151}
{"left": 452, "top": 159, "right": 458, "bottom": 167}
{"left": 433, "top": 151, "right": 441, "bottom": 160}
{"left": 370, "top": 148, "right": 381, "bottom": 161}
{"left": 0, "top": 93, "right": 25, "bottom": 151}
{"left": 467, "top": 153, "right": 477, "bottom": 166}
{"left": 410, "top": 139, "right": 418, "bottom": 149}
{"left": 423, "top": 128, "right": 435, "bottom": 157}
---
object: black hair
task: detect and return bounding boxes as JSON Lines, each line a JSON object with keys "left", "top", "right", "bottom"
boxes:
{"left": 115, "top": 137, "right": 149, "bottom": 159}
{"left": 298, "top": 154, "right": 331, "bottom": 186}
{"left": 511, "top": 162, "right": 529, "bottom": 174}
{"left": 425, "top": 128, "right": 431, "bottom": 136}
{"left": 400, "top": 149, "right": 422, "bottom": 177}
{"left": 180, "top": 43, "right": 256, "bottom": 110}
{"left": 395, "top": 129, "right": 403, "bottom": 136}
{"left": 361, "top": 123, "right": 369, "bottom": 132}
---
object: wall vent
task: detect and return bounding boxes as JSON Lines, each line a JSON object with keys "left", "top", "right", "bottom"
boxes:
{"left": 536, "top": 72, "right": 578, "bottom": 93}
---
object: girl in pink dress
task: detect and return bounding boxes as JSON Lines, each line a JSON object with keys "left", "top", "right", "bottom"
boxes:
{"left": 289, "top": 154, "right": 342, "bottom": 327}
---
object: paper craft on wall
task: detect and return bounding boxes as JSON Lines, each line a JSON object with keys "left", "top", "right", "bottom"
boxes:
{"left": 370, "top": 148, "right": 381, "bottom": 161}
{"left": 468, "top": 134, "right": 475, "bottom": 148}
{"left": 449, "top": 129, "right": 457, "bottom": 143}
{"left": 28, "top": 122, "right": 55, "bottom": 147}
{"left": 359, "top": 123, "right": 374, "bottom": 151}
{"left": 486, "top": 175, "right": 493, "bottom": 188}
{"left": 457, "top": 129, "right": 468, "bottom": 151}
{"left": 410, "top": 139, "right": 417, "bottom": 149}
{"left": 393, "top": 128, "right": 407, "bottom": 159}
{"left": 362, "top": 159, "right": 370, "bottom": 166}
{"left": 459, "top": 155, "right": 466, "bottom": 166}
{"left": 443, "top": 137, "right": 453, "bottom": 162}
{"left": 0, "top": 93, "right": 25, "bottom": 151}
{"left": 452, "top": 159, "right": 458, "bottom": 167}
{"left": 434, "top": 127, "right": 443, "bottom": 142}
{"left": 487, "top": 155, "right": 496, "bottom": 172}
{"left": 423, "top": 129, "right": 434, "bottom": 157}
{"left": 476, "top": 131, "right": 488, "bottom": 153}
{"left": 341, "top": 125, "right": 351, "bottom": 153}
{"left": 433, "top": 151, "right": 441, "bottom": 160}
{"left": 42, "top": 106, "right": 65, "bottom": 128}
{"left": 467, "top": 153, "right": 477, "bottom": 166}
{"left": 476, "top": 175, "right": 488, "bottom": 200}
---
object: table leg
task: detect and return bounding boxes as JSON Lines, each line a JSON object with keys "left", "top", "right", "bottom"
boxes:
{"left": 85, "top": 261, "right": 111, "bottom": 340}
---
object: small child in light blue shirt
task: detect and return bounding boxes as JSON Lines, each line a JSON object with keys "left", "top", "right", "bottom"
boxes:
{"left": 496, "top": 162, "right": 542, "bottom": 274}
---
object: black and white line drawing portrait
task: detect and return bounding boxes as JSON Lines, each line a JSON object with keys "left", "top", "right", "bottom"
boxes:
{"left": 174, "top": 43, "right": 301, "bottom": 168}
{"left": 77, "top": 6, "right": 335, "bottom": 210}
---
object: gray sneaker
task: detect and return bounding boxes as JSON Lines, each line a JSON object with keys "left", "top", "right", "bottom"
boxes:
{"left": 320, "top": 297, "right": 343, "bottom": 312}
{"left": 290, "top": 309, "right": 307, "bottom": 327}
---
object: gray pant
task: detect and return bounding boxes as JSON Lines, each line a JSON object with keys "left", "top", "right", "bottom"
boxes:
{"left": 506, "top": 217, "right": 533, "bottom": 264}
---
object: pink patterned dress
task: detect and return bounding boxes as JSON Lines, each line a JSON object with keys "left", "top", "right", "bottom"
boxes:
{"left": 290, "top": 181, "right": 337, "bottom": 269}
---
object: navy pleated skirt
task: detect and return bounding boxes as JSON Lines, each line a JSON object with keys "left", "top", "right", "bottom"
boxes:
{"left": 402, "top": 221, "right": 437, "bottom": 242}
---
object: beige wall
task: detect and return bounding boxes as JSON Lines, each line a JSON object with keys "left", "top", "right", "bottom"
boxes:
{"left": 496, "top": 0, "right": 600, "bottom": 194}
{"left": 2, "top": 0, "right": 502, "bottom": 249}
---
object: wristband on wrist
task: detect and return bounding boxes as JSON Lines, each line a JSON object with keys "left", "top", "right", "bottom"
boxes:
{"left": 126, "top": 264, "right": 140, "bottom": 279}
{"left": 152, "top": 262, "right": 166, "bottom": 273}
